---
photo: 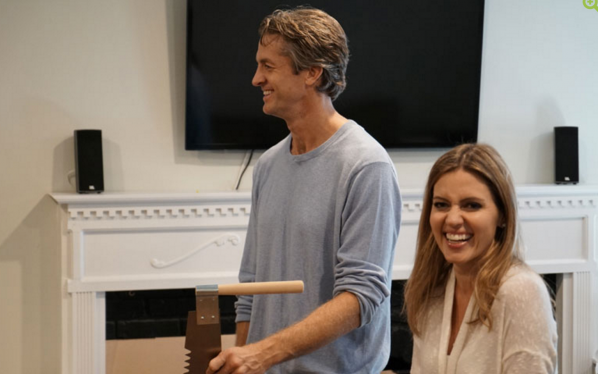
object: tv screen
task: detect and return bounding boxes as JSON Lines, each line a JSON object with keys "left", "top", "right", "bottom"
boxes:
{"left": 185, "top": 0, "right": 484, "bottom": 150}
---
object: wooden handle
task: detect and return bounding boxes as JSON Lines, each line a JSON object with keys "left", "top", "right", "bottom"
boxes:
{"left": 217, "top": 280, "right": 304, "bottom": 295}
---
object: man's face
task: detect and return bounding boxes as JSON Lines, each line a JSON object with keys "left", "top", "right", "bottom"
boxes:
{"left": 252, "top": 34, "right": 311, "bottom": 121}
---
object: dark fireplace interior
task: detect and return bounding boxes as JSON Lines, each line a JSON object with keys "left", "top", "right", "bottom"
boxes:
{"left": 106, "top": 274, "right": 557, "bottom": 373}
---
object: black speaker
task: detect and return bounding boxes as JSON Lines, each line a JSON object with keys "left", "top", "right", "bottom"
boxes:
{"left": 554, "top": 126, "right": 579, "bottom": 185}
{"left": 74, "top": 129, "right": 104, "bottom": 193}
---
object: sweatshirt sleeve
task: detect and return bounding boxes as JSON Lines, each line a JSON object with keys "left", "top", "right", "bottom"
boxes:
{"left": 501, "top": 270, "right": 558, "bottom": 373}
{"left": 234, "top": 164, "right": 260, "bottom": 323}
{"left": 333, "top": 161, "right": 402, "bottom": 326}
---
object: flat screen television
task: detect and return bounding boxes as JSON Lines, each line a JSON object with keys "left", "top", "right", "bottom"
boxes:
{"left": 185, "top": 0, "right": 484, "bottom": 150}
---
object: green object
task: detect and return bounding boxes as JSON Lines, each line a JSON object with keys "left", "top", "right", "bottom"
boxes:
{"left": 583, "top": 0, "right": 598, "bottom": 12}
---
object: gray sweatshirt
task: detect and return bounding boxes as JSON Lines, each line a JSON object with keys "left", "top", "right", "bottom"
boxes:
{"left": 236, "top": 121, "right": 402, "bottom": 373}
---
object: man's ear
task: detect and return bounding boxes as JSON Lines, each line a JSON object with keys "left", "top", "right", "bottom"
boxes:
{"left": 305, "top": 66, "right": 323, "bottom": 87}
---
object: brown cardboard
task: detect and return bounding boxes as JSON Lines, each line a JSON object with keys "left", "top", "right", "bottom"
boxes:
{"left": 106, "top": 335, "right": 395, "bottom": 374}
{"left": 106, "top": 335, "right": 236, "bottom": 374}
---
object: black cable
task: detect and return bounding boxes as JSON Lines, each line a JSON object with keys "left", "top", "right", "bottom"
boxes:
{"left": 235, "top": 149, "right": 254, "bottom": 190}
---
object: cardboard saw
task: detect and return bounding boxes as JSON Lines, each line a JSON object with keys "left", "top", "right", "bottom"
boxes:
{"left": 184, "top": 280, "right": 304, "bottom": 373}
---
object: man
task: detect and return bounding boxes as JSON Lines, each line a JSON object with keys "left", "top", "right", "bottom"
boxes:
{"left": 208, "top": 7, "right": 401, "bottom": 374}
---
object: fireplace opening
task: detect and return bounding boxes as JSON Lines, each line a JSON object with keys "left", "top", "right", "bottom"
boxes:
{"left": 105, "top": 288, "right": 236, "bottom": 340}
{"left": 106, "top": 274, "right": 557, "bottom": 373}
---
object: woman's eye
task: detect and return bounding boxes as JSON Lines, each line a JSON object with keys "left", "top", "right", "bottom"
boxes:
{"left": 433, "top": 202, "right": 448, "bottom": 209}
{"left": 464, "top": 202, "right": 482, "bottom": 210}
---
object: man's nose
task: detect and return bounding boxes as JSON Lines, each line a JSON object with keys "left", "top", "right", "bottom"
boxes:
{"left": 252, "top": 68, "right": 263, "bottom": 87}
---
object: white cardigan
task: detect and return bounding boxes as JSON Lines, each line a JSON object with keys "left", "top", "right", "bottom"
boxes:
{"left": 411, "top": 265, "right": 558, "bottom": 374}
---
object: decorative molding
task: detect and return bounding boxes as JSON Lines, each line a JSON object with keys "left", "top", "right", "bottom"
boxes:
{"left": 399, "top": 196, "right": 596, "bottom": 216}
{"left": 402, "top": 201, "right": 423, "bottom": 212}
{"left": 518, "top": 198, "right": 597, "bottom": 210}
{"left": 401, "top": 197, "right": 597, "bottom": 214}
{"left": 71, "top": 291, "right": 105, "bottom": 374}
{"left": 66, "top": 205, "right": 251, "bottom": 221}
{"left": 150, "top": 233, "right": 241, "bottom": 269}
{"left": 573, "top": 271, "right": 594, "bottom": 374}
{"left": 559, "top": 272, "right": 596, "bottom": 374}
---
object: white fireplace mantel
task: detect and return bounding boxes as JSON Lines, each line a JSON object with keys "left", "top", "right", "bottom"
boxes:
{"left": 51, "top": 186, "right": 598, "bottom": 374}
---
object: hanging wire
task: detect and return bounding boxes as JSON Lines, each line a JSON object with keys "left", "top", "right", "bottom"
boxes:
{"left": 235, "top": 149, "right": 254, "bottom": 190}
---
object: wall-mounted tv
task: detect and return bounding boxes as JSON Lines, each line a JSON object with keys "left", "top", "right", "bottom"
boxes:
{"left": 185, "top": 0, "right": 484, "bottom": 150}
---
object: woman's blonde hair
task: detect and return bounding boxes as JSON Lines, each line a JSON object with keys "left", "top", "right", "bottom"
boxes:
{"left": 258, "top": 7, "right": 349, "bottom": 101}
{"left": 404, "top": 143, "right": 524, "bottom": 335}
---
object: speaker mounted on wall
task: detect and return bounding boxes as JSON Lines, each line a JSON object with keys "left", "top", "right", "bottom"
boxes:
{"left": 74, "top": 129, "right": 104, "bottom": 193}
{"left": 554, "top": 126, "right": 579, "bottom": 185}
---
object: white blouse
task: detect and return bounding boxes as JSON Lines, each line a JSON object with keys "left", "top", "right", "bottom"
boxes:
{"left": 411, "top": 265, "right": 558, "bottom": 374}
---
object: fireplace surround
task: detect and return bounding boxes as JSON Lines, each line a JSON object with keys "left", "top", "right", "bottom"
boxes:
{"left": 51, "top": 186, "right": 598, "bottom": 374}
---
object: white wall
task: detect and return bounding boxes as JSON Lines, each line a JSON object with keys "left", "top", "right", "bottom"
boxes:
{"left": 0, "top": 0, "right": 597, "bottom": 372}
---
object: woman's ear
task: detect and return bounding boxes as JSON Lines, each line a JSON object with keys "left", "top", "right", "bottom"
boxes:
{"left": 497, "top": 212, "right": 506, "bottom": 228}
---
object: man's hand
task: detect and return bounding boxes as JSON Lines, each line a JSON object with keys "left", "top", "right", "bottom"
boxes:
{"left": 206, "top": 344, "right": 268, "bottom": 374}
{"left": 207, "top": 292, "right": 360, "bottom": 373}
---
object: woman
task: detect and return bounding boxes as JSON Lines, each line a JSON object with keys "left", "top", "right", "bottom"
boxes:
{"left": 405, "top": 144, "right": 557, "bottom": 373}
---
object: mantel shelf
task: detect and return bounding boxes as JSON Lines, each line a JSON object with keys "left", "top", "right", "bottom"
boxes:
{"left": 51, "top": 184, "right": 598, "bottom": 205}
{"left": 50, "top": 191, "right": 251, "bottom": 205}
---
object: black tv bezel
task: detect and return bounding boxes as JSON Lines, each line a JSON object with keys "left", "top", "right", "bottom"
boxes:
{"left": 184, "top": 0, "right": 484, "bottom": 150}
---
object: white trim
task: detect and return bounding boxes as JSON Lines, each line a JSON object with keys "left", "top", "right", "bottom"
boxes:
{"left": 51, "top": 187, "right": 598, "bottom": 374}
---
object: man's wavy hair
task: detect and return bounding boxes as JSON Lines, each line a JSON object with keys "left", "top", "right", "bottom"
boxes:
{"left": 404, "top": 143, "right": 525, "bottom": 335}
{"left": 258, "top": 7, "right": 349, "bottom": 101}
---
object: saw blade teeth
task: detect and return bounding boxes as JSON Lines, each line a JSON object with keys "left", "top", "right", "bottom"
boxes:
{"left": 184, "top": 352, "right": 203, "bottom": 374}
{"left": 184, "top": 353, "right": 191, "bottom": 373}
{"left": 183, "top": 358, "right": 189, "bottom": 373}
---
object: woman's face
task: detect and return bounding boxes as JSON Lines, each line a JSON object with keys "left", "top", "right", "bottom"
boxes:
{"left": 429, "top": 169, "right": 501, "bottom": 275}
